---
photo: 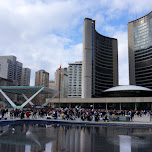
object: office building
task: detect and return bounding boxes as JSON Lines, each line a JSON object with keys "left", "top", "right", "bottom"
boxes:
{"left": 55, "top": 67, "right": 68, "bottom": 98}
{"left": 0, "top": 56, "right": 23, "bottom": 85}
{"left": 128, "top": 11, "right": 152, "bottom": 88}
{"left": 35, "top": 70, "right": 49, "bottom": 105}
{"left": 21, "top": 68, "right": 31, "bottom": 86}
{"left": 35, "top": 70, "right": 49, "bottom": 87}
{"left": 82, "top": 18, "right": 118, "bottom": 98}
{"left": 49, "top": 80, "right": 55, "bottom": 90}
{"left": 68, "top": 61, "right": 82, "bottom": 98}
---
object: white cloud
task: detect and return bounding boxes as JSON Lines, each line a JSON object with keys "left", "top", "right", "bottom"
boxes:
{"left": 0, "top": 0, "right": 151, "bottom": 86}
{"left": 100, "top": 0, "right": 152, "bottom": 14}
{"left": 113, "top": 30, "right": 129, "bottom": 85}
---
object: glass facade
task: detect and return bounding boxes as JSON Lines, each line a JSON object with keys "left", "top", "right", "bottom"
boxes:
{"left": 133, "top": 12, "right": 152, "bottom": 50}
{"left": 129, "top": 11, "right": 152, "bottom": 88}
{"left": 92, "top": 32, "right": 114, "bottom": 97}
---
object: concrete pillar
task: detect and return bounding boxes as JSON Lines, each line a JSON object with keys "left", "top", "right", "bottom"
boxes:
{"left": 93, "top": 103, "right": 94, "bottom": 110}
{"left": 135, "top": 103, "right": 137, "bottom": 111}
{"left": 82, "top": 19, "right": 93, "bottom": 98}
{"left": 106, "top": 103, "right": 108, "bottom": 111}
{"left": 120, "top": 103, "right": 121, "bottom": 110}
{"left": 69, "top": 103, "right": 71, "bottom": 108}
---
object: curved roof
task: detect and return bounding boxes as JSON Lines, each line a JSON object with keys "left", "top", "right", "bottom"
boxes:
{"left": 0, "top": 86, "right": 57, "bottom": 94}
{"left": 103, "top": 85, "right": 152, "bottom": 92}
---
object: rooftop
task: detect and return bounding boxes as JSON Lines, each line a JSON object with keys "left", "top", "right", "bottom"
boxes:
{"left": 0, "top": 86, "right": 57, "bottom": 94}
{"left": 103, "top": 85, "right": 152, "bottom": 92}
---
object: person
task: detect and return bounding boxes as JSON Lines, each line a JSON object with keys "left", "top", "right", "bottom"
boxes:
{"left": 103, "top": 114, "right": 109, "bottom": 122}
{"left": 54, "top": 111, "right": 57, "bottom": 119}
{"left": 1, "top": 109, "right": 5, "bottom": 118}
{"left": 87, "top": 113, "right": 93, "bottom": 121}
{"left": 46, "top": 113, "right": 52, "bottom": 119}
{"left": 20, "top": 111, "right": 25, "bottom": 119}
{"left": 81, "top": 113, "right": 86, "bottom": 121}
{"left": 26, "top": 111, "right": 30, "bottom": 118}
{"left": 95, "top": 111, "right": 100, "bottom": 122}
{"left": 131, "top": 111, "right": 135, "bottom": 121}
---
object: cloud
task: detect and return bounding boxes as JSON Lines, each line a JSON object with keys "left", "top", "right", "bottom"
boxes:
{"left": 100, "top": 0, "right": 152, "bottom": 14}
{"left": 0, "top": 0, "right": 86, "bottom": 85}
{"left": 113, "top": 30, "right": 129, "bottom": 85}
{"left": 0, "top": 0, "right": 151, "bottom": 86}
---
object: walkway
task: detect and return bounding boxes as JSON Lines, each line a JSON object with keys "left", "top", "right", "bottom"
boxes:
{"left": 1, "top": 113, "right": 152, "bottom": 127}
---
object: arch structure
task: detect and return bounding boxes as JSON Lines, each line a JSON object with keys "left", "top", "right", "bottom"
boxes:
{"left": 0, "top": 86, "right": 57, "bottom": 109}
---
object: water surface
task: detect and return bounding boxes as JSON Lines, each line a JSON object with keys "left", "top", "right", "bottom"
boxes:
{"left": 0, "top": 124, "right": 152, "bottom": 152}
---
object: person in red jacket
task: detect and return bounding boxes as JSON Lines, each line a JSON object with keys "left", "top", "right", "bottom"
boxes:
{"left": 26, "top": 111, "right": 30, "bottom": 118}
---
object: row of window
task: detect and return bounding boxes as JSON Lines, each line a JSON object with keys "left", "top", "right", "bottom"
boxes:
{"left": 95, "top": 51, "right": 113, "bottom": 62}
{"left": 134, "top": 32, "right": 152, "bottom": 42}
{"left": 95, "top": 56, "right": 113, "bottom": 67}
{"left": 135, "top": 70, "right": 152, "bottom": 78}
{"left": 135, "top": 65, "right": 152, "bottom": 74}
{"left": 134, "top": 23, "right": 152, "bottom": 34}
{"left": 96, "top": 33, "right": 113, "bottom": 44}
{"left": 133, "top": 19, "right": 152, "bottom": 29}
{"left": 133, "top": 15, "right": 152, "bottom": 27}
{"left": 134, "top": 41, "right": 152, "bottom": 51}
{"left": 135, "top": 46, "right": 152, "bottom": 55}
{"left": 134, "top": 34, "right": 152, "bottom": 45}
{"left": 135, "top": 51, "right": 152, "bottom": 62}
{"left": 134, "top": 34, "right": 152, "bottom": 46}
{"left": 95, "top": 61, "right": 113, "bottom": 70}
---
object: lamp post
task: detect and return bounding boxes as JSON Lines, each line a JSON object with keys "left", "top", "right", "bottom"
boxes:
{"left": 58, "top": 66, "right": 61, "bottom": 108}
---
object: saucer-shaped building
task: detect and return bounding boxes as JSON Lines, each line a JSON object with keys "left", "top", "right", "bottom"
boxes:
{"left": 102, "top": 85, "right": 152, "bottom": 97}
{"left": 49, "top": 85, "right": 152, "bottom": 110}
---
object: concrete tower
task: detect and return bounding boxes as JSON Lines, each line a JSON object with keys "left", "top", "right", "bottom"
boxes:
{"left": 82, "top": 18, "right": 118, "bottom": 98}
{"left": 128, "top": 11, "right": 152, "bottom": 88}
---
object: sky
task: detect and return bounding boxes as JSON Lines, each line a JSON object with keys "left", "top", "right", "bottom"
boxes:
{"left": 0, "top": 0, "right": 151, "bottom": 86}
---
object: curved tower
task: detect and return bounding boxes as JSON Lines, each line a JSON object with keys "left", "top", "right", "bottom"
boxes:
{"left": 82, "top": 18, "right": 118, "bottom": 98}
{"left": 128, "top": 11, "right": 152, "bottom": 88}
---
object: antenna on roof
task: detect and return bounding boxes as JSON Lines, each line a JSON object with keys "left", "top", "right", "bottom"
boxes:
{"left": 135, "top": 7, "right": 137, "bottom": 19}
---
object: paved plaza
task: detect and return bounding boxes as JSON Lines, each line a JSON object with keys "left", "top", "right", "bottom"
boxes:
{"left": 1, "top": 112, "right": 152, "bottom": 127}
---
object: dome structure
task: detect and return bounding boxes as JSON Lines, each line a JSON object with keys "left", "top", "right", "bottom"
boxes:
{"left": 102, "top": 85, "right": 152, "bottom": 97}
{"left": 103, "top": 85, "right": 152, "bottom": 92}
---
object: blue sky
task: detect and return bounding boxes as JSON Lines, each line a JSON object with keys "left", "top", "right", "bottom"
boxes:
{"left": 0, "top": 0, "right": 151, "bottom": 85}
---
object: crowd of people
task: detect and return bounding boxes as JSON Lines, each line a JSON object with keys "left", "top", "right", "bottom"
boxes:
{"left": 0, "top": 107, "right": 151, "bottom": 122}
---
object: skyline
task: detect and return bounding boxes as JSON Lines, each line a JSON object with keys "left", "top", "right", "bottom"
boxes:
{"left": 0, "top": 0, "right": 152, "bottom": 85}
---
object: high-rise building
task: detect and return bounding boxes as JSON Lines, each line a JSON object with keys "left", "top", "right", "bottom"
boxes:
{"left": 35, "top": 70, "right": 49, "bottom": 87}
{"left": 35, "top": 70, "right": 49, "bottom": 105}
{"left": 0, "top": 56, "right": 23, "bottom": 85}
{"left": 68, "top": 61, "right": 82, "bottom": 98}
{"left": 21, "top": 68, "right": 31, "bottom": 86}
{"left": 49, "top": 80, "right": 55, "bottom": 90}
{"left": 55, "top": 67, "right": 68, "bottom": 98}
{"left": 128, "top": 11, "right": 152, "bottom": 88}
{"left": 82, "top": 18, "right": 118, "bottom": 98}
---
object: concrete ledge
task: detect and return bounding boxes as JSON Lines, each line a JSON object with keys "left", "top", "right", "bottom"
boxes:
{"left": 1, "top": 119, "right": 152, "bottom": 128}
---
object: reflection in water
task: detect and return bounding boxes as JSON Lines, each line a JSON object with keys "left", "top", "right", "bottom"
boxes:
{"left": 0, "top": 124, "right": 152, "bottom": 152}
{"left": 119, "top": 135, "right": 131, "bottom": 152}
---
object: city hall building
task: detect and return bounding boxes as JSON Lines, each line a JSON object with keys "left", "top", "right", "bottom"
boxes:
{"left": 128, "top": 11, "right": 152, "bottom": 89}
{"left": 82, "top": 18, "right": 118, "bottom": 98}
{"left": 48, "top": 15, "right": 152, "bottom": 110}
{"left": 49, "top": 85, "right": 152, "bottom": 110}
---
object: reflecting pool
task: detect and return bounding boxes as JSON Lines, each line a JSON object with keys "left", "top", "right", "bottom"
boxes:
{"left": 0, "top": 124, "right": 152, "bottom": 152}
